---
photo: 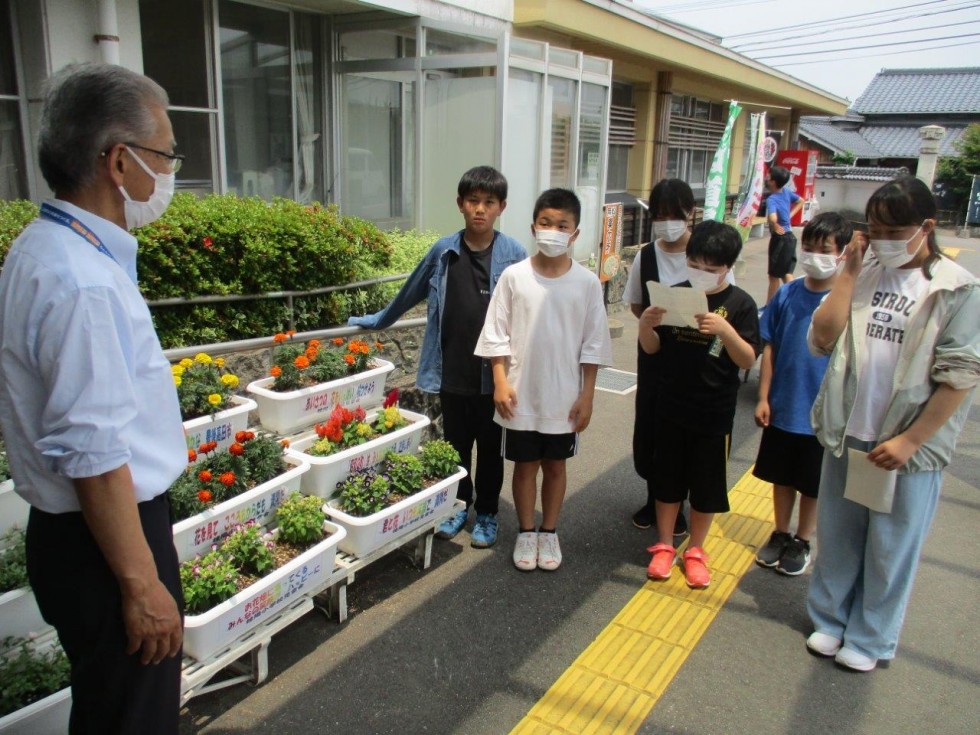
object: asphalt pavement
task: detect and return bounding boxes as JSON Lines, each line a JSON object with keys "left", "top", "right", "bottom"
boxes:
{"left": 179, "top": 230, "right": 980, "bottom": 735}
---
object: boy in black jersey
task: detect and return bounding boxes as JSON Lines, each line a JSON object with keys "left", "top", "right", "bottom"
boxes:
{"left": 637, "top": 221, "right": 760, "bottom": 588}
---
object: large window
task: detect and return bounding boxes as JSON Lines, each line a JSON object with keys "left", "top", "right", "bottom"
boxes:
{"left": 667, "top": 94, "right": 725, "bottom": 198}
{"left": 0, "top": 0, "right": 27, "bottom": 200}
{"left": 606, "top": 81, "right": 635, "bottom": 194}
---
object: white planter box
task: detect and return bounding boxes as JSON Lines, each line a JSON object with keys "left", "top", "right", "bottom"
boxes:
{"left": 171, "top": 456, "right": 310, "bottom": 563}
{"left": 285, "top": 409, "right": 430, "bottom": 499}
{"left": 0, "top": 687, "right": 71, "bottom": 735}
{"left": 182, "top": 521, "right": 346, "bottom": 661}
{"left": 0, "top": 480, "right": 29, "bottom": 537}
{"left": 182, "top": 395, "right": 257, "bottom": 462}
{"left": 246, "top": 359, "right": 395, "bottom": 435}
{"left": 0, "top": 588, "right": 48, "bottom": 641}
{"left": 324, "top": 467, "right": 465, "bottom": 558}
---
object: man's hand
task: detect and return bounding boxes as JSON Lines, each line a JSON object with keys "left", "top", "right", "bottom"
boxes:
{"left": 494, "top": 381, "right": 518, "bottom": 420}
{"left": 569, "top": 394, "right": 594, "bottom": 432}
{"left": 121, "top": 578, "right": 183, "bottom": 664}
{"left": 754, "top": 399, "right": 770, "bottom": 428}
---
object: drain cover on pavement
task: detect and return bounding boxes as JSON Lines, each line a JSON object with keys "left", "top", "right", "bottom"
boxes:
{"left": 595, "top": 368, "right": 638, "bottom": 395}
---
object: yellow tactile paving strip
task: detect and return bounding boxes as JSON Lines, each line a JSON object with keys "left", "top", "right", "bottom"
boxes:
{"left": 511, "top": 470, "right": 774, "bottom": 735}
{"left": 942, "top": 247, "right": 961, "bottom": 260}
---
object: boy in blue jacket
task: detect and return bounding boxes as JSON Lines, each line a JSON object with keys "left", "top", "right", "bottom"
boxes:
{"left": 349, "top": 166, "right": 527, "bottom": 548}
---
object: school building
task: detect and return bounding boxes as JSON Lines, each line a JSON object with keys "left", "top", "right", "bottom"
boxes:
{"left": 1, "top": 0, "right": 846, "bottom": 255}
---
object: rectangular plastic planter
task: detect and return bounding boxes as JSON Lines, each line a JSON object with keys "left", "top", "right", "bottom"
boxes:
{"left": 171, "top": 456, "right": 310, "bottom": 563}
{"left": 284, "top": 409, "right": 430, "bottom": 499}
{"left": 182, "top": 520, "right": 345, "bottom": 661}
{"left": 0, "top": 588, "right": 48, "bottom": 641}
{"left": 324, "top": 467, "right": 465, "bottom": 558}
{"left": 0, "top": 480, "right": 29, "bottom": 537}
{"left": 0, "top": 686, "right": 71, "bottom": 734}
{"left": 245, "top": 359, "right": 395, "bottom": 435}
{"left": 183, "top": 395, "right": 257, "bottom": 462}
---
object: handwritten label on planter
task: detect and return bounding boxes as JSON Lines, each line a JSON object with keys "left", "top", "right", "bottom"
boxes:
{"left": 226, "top": 561, "right": 323, "bottom": 633}
{"left": 377, "top": 488, "right": 450, "bottom": 541}
{"left": 190, "top": 487, "right": 288, "bottom": 548}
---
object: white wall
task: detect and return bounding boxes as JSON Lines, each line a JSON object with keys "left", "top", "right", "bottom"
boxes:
{"left": 814, "top": 179, "right": 881, "bottom": 216}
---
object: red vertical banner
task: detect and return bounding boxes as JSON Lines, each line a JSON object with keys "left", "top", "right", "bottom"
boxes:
{"left": 599, "top": 203, "right": 623, "bottom": 283}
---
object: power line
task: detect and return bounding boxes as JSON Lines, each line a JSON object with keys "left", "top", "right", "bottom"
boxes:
{"left": 723, "top": 0, "right": 958, "bottom": 41}
{"left": 774, "top": 37, "right": 980, "bottom": 66}
{"left": 756, "top": 30, "right": 980, "bottom": 60}
{"left": 731, "top": 4, "right": 980, "bottom": 50}
{"left": 656, "top": 0, "right": 772, "bottom": 14}
{"left": 736, "top": 18, "right": 980, "bottom": 54}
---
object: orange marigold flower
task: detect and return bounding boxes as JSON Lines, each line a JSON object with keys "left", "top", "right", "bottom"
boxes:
{"left": 273, "top": 332, "right": 287, "bottom": 344}
{"left": 245, "top": 431, "right": 255, "bottom": 441}
{"left": 286, "top": 330, "right": 297, "bottom": 337}
{"left": 208, "top": 441, "right": 218, "bottom": 452}
{"left": 360, "top": 344, "right": 370, "bottom": 354}
{"left": 332, "top": 337, "right": 344, "bottom": 346}
{"left": 308, "top": 339, "right": 321, "bottom": 349}
{"left": 295, "top": 355, "right": 310, "bottom": 369}
{"left": 270, "top": 365, "right": 282, "bottom": 378}
{"left": 197, "top": 490, "right": 213, "bottom": 503}
{"left": 344, "top": 354, "right": 355, "bottom": 365}
{"left": 280, "top": 438, "right": 290, "bottom": 448}
{"left": 229, "top": 443, "right": 245, "bottom": 456}
{"left": 219, "top": 472, "right": 236, "bottom": 487}
{"left": 375, "top": 341, "right": 384, "bottom": 351}
{"left": 305, "top": 347, "right": 318, "bottom": 361}
{"left": 235, "top": 431, "right": 248, "bottom": 443}
{"left": 198, "top": 470, "right": 213, "bottom": 483}
{"left": 187, "top": 449, "right": 197, "bottom": 463}
{"left": 198, "top": 443, "right": 210, "bottom": 454}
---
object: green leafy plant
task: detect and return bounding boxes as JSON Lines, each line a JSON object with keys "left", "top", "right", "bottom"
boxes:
{"left": 180, "top": 549, "right": 240, "bottom": 616}
{"left": 220, "top": 522, "right": 275, "bottom": 577}
{"left": 172, "top": 352, "right": 241, "bottom": 420}
{"left": 419, "top": 440, "right": 461, "bottom": 480}
{"left": 275, "top": 493, "right": 326, "bottom": 546}
{"left": 384, "top": 452, "right": 424, "bottom": 497}
{"left": 0, "top": 437, "right": 10, "bottom": 483}
{"left": 335, "top": 469, "right": 392, "bottom": 517}
{"left": 0, "top": 637, "right": 71, "bottom": 717}
{"left": 0, "top": 528, "right": 28, "bottom": 593}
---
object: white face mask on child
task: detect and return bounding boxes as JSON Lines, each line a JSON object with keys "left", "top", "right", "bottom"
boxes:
{"left": 870, "top": 226, "right": 924, "bottom": 269}
{"left": 685, "top": 266, "right": 725, "bottom": 292}
{"left": 799, "top": 251, "right": 842, "bottom": 280}
{"left": 653, "top": 219, "right": 688, "bottom": 243}
{"left": 534, "top": 228, "right": 571, "bottom": 258}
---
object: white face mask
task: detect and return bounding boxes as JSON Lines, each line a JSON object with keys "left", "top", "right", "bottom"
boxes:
{"left": 686, "top": 266, "right": 725, "bottom": 292}
{"left": 534, "top": 228, "right": 571, "bottom": 258}
{"left": 869, "top": 227, "right": 924, "bottom": 269}
{"left": 653, "top": 219, "right": 688, "bottom": 243}
{"left": 118, "top": 146, "right": 175, "bottom": 230}
{"left": 799, "top": 251, "right": 842, "bottom": 280}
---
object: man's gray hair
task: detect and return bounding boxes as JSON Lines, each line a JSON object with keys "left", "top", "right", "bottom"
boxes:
{"left": 38, "top": 62, "right": 169, "bottom": 195}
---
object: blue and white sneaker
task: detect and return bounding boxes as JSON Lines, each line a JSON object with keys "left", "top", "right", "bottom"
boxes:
{"left": 470, "top": 514, "right": 498, "bottom": 548}
{"left": 435, "top": 509, "right": 468, "bottom": 540}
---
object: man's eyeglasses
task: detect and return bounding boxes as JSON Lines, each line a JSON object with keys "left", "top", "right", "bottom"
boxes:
{"left": 125, "top": 143, "right": 185, "bottom": 173}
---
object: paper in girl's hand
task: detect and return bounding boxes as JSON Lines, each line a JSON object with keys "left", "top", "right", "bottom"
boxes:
{"left": 844, "top": 448, "right": 897, "bottom": 514}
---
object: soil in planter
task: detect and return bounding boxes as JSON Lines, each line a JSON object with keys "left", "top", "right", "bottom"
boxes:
{"left": 232, "top": 534, "right": 331, "bottom": 594}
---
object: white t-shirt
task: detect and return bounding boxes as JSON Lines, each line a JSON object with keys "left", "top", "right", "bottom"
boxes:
{"left": 623, "top": 240, "right": 736, "bottom": 305}
{"left": 846, "top": 267, "right": 929, "bottom": 441}
{"left": 475, "top": 258, "right": 613, "bottom": 433}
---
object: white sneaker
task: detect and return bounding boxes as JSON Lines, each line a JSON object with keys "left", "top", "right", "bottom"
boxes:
{"left": 835, "top": 646, "right": 877, "bottom": 672}
{"left": 806, "top": 631, "right": 842, "bottom": 657}
{"left": 537, "top": 532, "right": 562, "bottom": 571}
{"left": 513, "top": 532, "right": 538, "bottom": 571}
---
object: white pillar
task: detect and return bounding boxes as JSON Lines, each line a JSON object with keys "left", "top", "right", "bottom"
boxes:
{"left": 916, "top": 125, "right": 946, "bottom": 188}
{"left": 96, "top": 0, "right": 120, "bottom": 65}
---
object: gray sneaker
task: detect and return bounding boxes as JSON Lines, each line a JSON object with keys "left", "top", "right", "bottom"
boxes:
{"left": 756, "top": 530, "right": 792, "bottom": 568}
{"left": 776, "top": 536, "right": 811, "bottom": 576}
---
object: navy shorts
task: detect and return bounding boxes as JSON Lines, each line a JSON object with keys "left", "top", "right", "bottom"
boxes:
{"left": 752, "top": 425, "right": 824, "bottom": 497}
{"left": 768, "top": 232, "right": 797, "bottom": 278}
{"left": 502, "top": 428, "right": 578, "bottom": 462}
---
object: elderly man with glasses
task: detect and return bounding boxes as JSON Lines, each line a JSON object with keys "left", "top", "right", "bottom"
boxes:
{"left": 0, "top": 63, "right": 186, "bottom": 734}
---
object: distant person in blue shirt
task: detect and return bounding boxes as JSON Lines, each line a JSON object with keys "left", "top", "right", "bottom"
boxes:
{"left": 752, "top": 212, "right": 852, "bottom": 576}
{"left": 765, "top": 165, "right": 803, "bottom": 305}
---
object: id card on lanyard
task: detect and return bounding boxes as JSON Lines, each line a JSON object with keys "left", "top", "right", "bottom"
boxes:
{"left": 40, "top": 202, "right": 119, "bottom": 265}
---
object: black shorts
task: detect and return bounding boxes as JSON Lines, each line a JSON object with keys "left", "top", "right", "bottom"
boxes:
{"left": 651, "top": 416, "right": 730, "bottom": 513}
{"left": 503, "top": 429, "right": 578, "bottom": 462}
{"left": 752, "top": 425, "right": 824, "bottom": 497}
{"left": 768, "top": 232, "right": 797, "bottom": 278}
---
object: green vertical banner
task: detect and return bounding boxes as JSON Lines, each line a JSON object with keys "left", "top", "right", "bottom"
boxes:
{"left": 703, "top": 100, "right": 742, "bottom": 222}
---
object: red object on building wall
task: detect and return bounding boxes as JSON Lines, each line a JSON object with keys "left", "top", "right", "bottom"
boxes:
{"left": 775, "top": 149, "right": 818, "bottom": 226}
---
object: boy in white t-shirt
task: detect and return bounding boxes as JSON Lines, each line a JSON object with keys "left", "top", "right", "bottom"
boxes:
{"left": 475, "top": 188, "right": 612, "bottom": 572}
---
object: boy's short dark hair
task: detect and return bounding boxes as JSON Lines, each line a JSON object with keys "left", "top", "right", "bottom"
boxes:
{"left": 686, "top": 220, "right": 742, "bottom": 267}
{"left": 458, "top": 166, "right": 508, "bottom": 201}
{"left": 649, "top": 178, "right": 695, "bottom": 220}
{"left": 533, "top": 188, "right": 581, "bottom": 226}
{"left": 802, "top": 212, "right": 852, "bottom": 252}
{"left": 768, "top": 166, "right": 791, "bottom": 189}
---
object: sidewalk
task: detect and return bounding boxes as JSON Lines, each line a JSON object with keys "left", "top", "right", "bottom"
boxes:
{"left": 179, "top": 233, "right": 980, "bottom": 735}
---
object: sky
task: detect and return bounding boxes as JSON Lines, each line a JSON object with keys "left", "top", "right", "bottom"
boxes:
{"left": 634, "top": 0, "right": 980, "bottom": 103}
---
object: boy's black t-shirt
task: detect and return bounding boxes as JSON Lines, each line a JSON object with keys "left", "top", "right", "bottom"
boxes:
{"left": 440, "top": 232, "right": 494, "bottom": 394}
{"left": 655, "top": 283, "right": 760, "bottom": 435}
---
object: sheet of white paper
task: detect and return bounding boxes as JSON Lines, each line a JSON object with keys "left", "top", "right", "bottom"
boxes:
{"left": 844, "top": 448, "right": 897, "bottom": 514}
{"left": 645, "top": 281, "right": 708, "bottom": 330}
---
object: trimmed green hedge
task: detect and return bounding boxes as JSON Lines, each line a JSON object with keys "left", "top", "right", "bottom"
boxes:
{"left": 0, "top": 195, "right": 440, "bottom": 349}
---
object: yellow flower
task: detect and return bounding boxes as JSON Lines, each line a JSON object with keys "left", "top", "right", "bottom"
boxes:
{"left": 171, "top": 365, "right": 185, "bottom": 376}
{"left": 220, "top": 374, "right": 239, "bottom": 388}
{"left": 356, "top": 423, "right": 372, "bottom": 437}
{"left": 384, "top": 420, "right": 393, "bottom": 429}
{"left": 173, "top": 375, "right": 182, "bottom": 386}
{"left": 207, "top": 393, "right": 222, "bottom": 406}
{"left": 179, "top": 358, "right": 193, "bottom": 368}
{"left": 215, "top": 357, "right": 225, "bottom": 368}
{"left": 194, "top": 353, "right": 213, "bottom": 365}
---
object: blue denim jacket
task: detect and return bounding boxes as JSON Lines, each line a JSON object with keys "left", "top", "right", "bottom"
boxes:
{"left": 348, "top": 230, "right": 527, "bottom": 394}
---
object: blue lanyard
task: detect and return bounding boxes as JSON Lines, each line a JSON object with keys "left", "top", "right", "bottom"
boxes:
{"left": 40, "top": 203, "right": 119, "bottom": 265}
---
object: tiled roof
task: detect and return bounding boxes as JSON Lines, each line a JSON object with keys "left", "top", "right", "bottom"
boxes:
{"left": 859, "top": 125, "right": 966, "bottom": 158}
{"left": 799, "top": 120, "right": 882, "bottom": 158}
{"left": 816, "top": 165, "right": 908, "bottom": 182}
{"left": 853, "top": 68, "right": 980, "bottom": 115}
